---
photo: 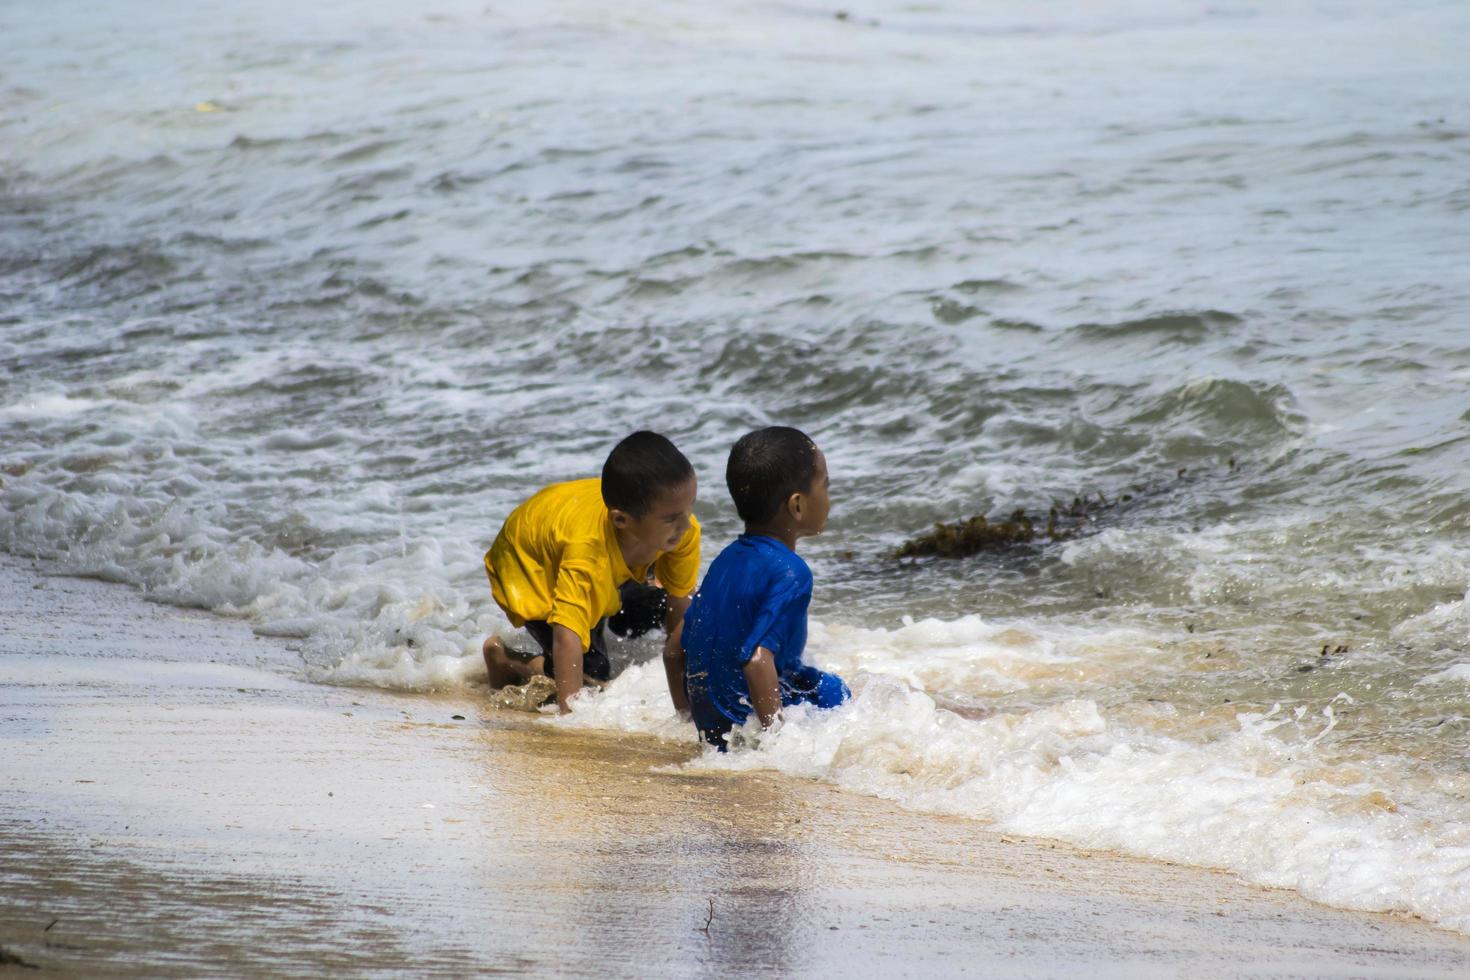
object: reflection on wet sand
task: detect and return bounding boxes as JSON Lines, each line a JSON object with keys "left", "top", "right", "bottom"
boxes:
{"left": 473, "top": 726, "right": 808, "bottom": 975}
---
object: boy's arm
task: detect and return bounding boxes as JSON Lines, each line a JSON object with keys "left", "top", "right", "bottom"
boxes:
{"left": 742, "top": 646, "right": 782, "bottom": 728}
{"left": 549, "top": 623, "right": 585, "bottom": 714}
{"left": 661, "top": 593, "right": 691, "bottom": 715}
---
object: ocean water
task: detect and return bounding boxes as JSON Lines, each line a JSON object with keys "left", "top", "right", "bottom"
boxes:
{"left": 4, "top": 0, "right": 1470, "bottom": 933}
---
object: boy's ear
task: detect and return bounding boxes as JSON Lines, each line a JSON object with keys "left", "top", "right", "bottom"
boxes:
{"left": 785, "top": 492, "right": 805, "bottom": 522}
{"left": 609, "top": 508, "right": 632, "bottom": 529}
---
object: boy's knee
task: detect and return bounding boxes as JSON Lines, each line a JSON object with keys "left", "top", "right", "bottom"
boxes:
{"left": 780, "top": 667, "right": 850, "bottom": 710}
{"left": 813, "top": 671, "right": 850, "bottom": 710}
{"left": 482, "top": 635, "right": 505, "bottom": 668}
{"left": 482, "top": 636, "right": 507, "bottom": 684}
{"left": 483, "top": 635, "right": 544, "bottom": 688}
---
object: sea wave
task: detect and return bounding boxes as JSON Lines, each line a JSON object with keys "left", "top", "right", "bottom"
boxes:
{"left": 561, "top": 629, "right": 1470, "bottom": 935}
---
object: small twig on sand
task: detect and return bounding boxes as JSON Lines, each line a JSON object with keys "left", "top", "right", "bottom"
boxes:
{"left": 696, "top": 897, "right": 714, "bottom": 935}
{"left": 44, "top": 918, "right": 59, "bottom": 933}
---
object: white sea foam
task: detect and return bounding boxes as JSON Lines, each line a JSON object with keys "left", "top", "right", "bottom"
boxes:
{"left": 0, "top": 467, "right": 509, "bottom": 693}
{"left": 561, "top": 621, "right": 1470, "bottom": 934}
{"left": 1394, "top": 589, "right": 1470, "bottom": 642}
{"left": 0, "top": 391, "right": 109, "bottom": 421}
{"left": 1419, "top": 664, "right": 1470, "bottom": 686}
{"left": 809, "top": 616, "right": 1176, "bottom": 696}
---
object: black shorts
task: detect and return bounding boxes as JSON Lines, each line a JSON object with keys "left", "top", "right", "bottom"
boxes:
{"left": 507, "top": 581, "right": 669, "bottom": 683}
{"left": 607, "top": 580, "right": 669, "bottom": 639}
{"left": 520, "top": 620, "right": 612, "bottom": 682}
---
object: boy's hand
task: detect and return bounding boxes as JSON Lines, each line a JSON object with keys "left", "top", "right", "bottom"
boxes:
{"left": 549, "top": 623, "right": 585, "bottom": 713}
{"left": 662, "top": 594, "right": 692, "bottom": 715}
{"left": 742, "top": 647, "right": 782, "bottom": 729}
{"left": 662, "top": 626, "right": 689, "bottom": 715}
{"left": 663, "top": 592, "right": 691, "bottom": 636}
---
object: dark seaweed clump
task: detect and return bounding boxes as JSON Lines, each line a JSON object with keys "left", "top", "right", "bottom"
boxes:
{"left": 895, "top": 496, "right": 1112, "bottom": 558}
{"left": 894, "top": 464, "right": 1228, "bottom": 560}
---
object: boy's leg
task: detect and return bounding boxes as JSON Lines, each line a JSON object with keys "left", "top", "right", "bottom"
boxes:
{"left": 583, "top": 621, "right": 613, "bottom": 681}
{"left": 699, "top": 723, "right": 732, "bottom": 752}
{"left": 809, "top": 670, "right": 851, "bottom": 709}
{"left": 781, "top": 666, "right": 851, "bottom": 710}
{"left": 482, "top": 635, "right": 545, "bottom": 689}
{"left": 525, "top": 621, "right": 613, "bottom": 684}
{"left": 606, "top": 580, "right": 668, "bottom": 639}
{"left": 688, "top": 697, "right": 735, "bottom": 752}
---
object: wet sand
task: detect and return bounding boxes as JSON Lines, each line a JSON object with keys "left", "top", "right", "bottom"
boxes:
{"left": 4, "top": 555, "right": 1470, "bottom": 978}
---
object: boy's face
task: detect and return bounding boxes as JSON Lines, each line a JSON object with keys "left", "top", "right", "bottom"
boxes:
{"left": 795, "top": 449, "right": 831, "bottom": 536}
{"left": 612, "top": 476, "right": 698, "bottom": 558}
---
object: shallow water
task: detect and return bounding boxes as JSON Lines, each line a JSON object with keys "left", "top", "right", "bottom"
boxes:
{"left": 4, "top": 0, "right": 1469, "bottom": 933}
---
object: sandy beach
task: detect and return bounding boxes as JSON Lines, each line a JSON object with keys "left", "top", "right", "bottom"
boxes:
{"left": 0, "top": 555, "right": 1466, "bottom": 977}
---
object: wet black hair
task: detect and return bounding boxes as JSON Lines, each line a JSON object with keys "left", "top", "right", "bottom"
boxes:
{"left": 726, "top": 426, "right": 821, "bottom": 525}
{"left": 601, "top": 430, "right": 695, "bottom": 517}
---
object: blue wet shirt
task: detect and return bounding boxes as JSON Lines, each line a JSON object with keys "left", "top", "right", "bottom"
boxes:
{"left": 683, "top": 534, "right": 847, "bottom": 734}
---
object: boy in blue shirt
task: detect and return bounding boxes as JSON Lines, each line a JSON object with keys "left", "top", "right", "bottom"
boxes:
{"left": 681, "top": 427, "right": 851, "bottom": 749}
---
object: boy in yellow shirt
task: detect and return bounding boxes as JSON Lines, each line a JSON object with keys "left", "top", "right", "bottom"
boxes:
{"left": 482, "top": 431, "right": 700, "bottom": 713}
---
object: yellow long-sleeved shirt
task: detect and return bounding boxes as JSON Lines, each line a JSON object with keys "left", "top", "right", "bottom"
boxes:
{"left": 484, "top": 478, "right": 700, "bottom": 650}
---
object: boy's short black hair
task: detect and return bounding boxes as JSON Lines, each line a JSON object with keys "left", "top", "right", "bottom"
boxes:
{"left": 726, "top": 426, "right": 820, "bottom": 525}
{"left": 601, "top": 430, "right": 694, "bottom": 517}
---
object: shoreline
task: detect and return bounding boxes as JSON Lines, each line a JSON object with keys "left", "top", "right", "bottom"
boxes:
{"left": 4, "top": 554, "right": 1470, "bottom": 977}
